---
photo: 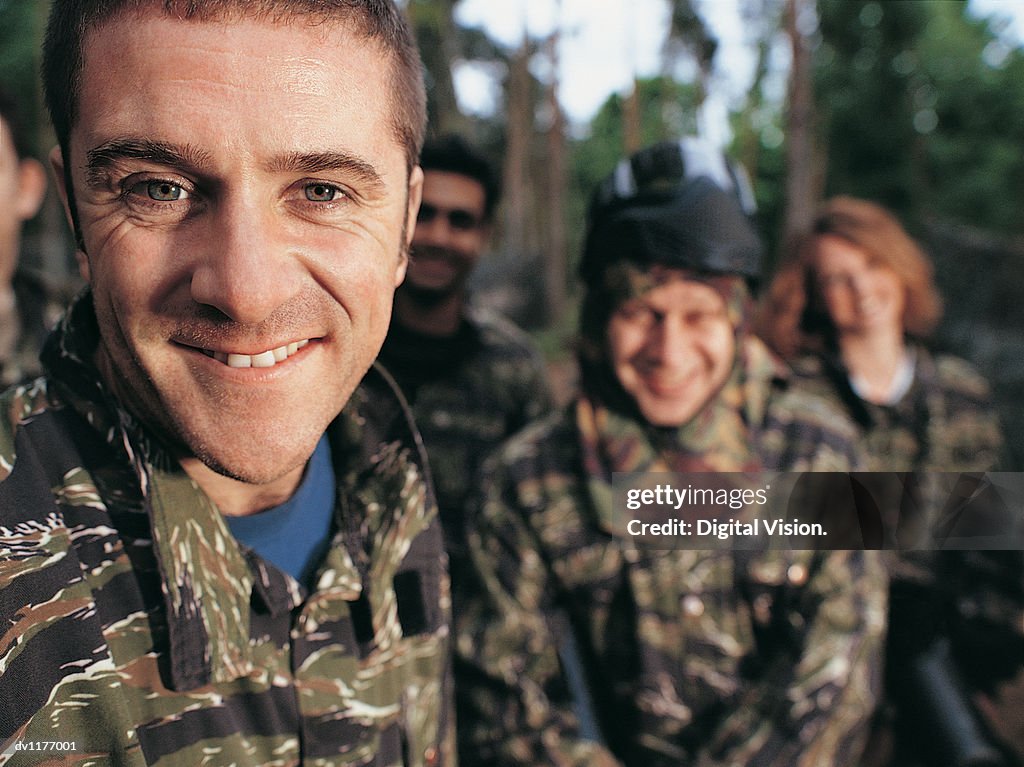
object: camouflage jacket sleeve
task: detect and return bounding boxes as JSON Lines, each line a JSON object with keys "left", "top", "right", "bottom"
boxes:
{"left": 455, "top": 418, "right": 621, "bottom": 767}
{"left": 457, "top": 508, "right": 885, "bottom": 767}
{"left": 0, "top": 363, "right": 454, "bottom": 767}
{"left": 694, "top": 549, "right": 887, "bottom": 766}
{"left": 455, "top": 400, "right": 886, "bottom": 767}
{"left": 926, "top": 352, "right": 1003, "bottom": 471}
{"left": 468, "top": 307, "right": 553, "bottom": 424}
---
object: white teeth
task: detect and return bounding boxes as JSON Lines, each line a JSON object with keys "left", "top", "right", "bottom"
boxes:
{"left": 251, "top": 350, "right": 276, "bottom": 368}
{"left": 204, "top": 340, "right": 311, "bottom": 369}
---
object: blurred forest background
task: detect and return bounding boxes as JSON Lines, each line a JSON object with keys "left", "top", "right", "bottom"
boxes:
{"left": 2, "top": 0, "right": 1023, "bottom": 466}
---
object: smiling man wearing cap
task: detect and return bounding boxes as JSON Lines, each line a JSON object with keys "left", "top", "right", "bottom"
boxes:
{"left": 455, "top": 139, "right": 886, "bottom": 766}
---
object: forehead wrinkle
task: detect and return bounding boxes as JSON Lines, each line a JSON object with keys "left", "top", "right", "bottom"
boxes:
{"left": 89, "top": 11, "right": 371, "bottom": 98}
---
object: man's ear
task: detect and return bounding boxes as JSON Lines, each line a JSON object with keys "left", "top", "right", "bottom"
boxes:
{"left": 49, "top": 145, "right": 90, "bottom": 283}
{"left": 398, "top": 164, "right": 424, "bottom": 285}
{"left": 15, "top": 157, "right": 47, "bottom": 222}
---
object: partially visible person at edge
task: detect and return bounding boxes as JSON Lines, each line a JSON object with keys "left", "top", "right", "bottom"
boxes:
{"left": 0, "top": 2, "right": 453, "bottom": 765}
{"left": 377, "top": 133, "right": 551, "bottom": 591}
{"left": 758, "top": 196, "right": 1017, "bottom": 766}
{"left": 454, "top": 139, "right": 887, "bottom": 767}
{"left": 0, "top": 87, "right": 67, "bottom": 388}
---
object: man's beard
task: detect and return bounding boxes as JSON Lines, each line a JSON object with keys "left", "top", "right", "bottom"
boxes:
{"left": 402, "top": 244, "right": 473, "bottom": 305}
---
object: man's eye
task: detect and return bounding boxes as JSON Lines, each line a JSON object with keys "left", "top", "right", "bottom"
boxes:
{"left": 819, "top": 274, "right": 848, "bottom": 291}
{"left": 305, "top": 183, "right": 342, "bottom": 202}
{"left": 144, "top": 180, "right": 188, "bottom": 201}
{"left": 617, "top": 303, "right": 654, "bottom": 323}
{"left": 687, "top": 310, "right": 723, "bottom": 325}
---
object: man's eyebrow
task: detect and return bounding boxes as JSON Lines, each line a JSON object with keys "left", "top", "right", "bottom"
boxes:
{"left": 85, "top": 139, "right": 212, "bottom": 187}
{"left": 269, "top": 151, "right": 386, "bottom": 193}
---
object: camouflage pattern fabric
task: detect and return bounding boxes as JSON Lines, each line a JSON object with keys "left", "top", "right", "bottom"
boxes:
{"left": 455, "top": 339, "right": 887, "bottom": 767}
{"left": 0, "top": 269, "right": 70, "bottom": 389}
{"left": 576, "top": 333, "right": 859, "bottom": 477}
{"left": 790, "top": 348, "right": 1006, "bottom": 551}
{"left": 377, "top": 307, "right": 551, "bottom": 581}
{"left": 0, "top": 292, "right": 454, "bottom": 766}
{"left": 791, "top": 347, "right": 1018, "bottom": 764}
{"left": 789, "top": 347, "right": 1003, "bottom": 474}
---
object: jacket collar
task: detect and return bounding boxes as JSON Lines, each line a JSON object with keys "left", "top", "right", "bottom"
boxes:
{"left": 40, "top": 291, "right": 358, "bottom": 690}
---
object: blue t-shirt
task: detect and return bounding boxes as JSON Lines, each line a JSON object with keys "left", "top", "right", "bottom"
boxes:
{"left": 225, "top": 436, "right": 336, "bottom": 588}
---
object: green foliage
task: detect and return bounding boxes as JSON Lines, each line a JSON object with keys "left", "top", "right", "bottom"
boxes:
{"left": 666, "top": 0, "right": 718, "bottom": 88}
{"left": 814, "top": 0, "right": 931, "bottom": 214}
{"left": 0, "top": 1, "right": 45, "bottom": 153}
{"left": 730, "top": 123, "right": 787, "bottom": 273}
{"left": 813, "top": 0, "right": 1024, "bottom": 235}
{"left": 913, "top": 3, "right": 1024, "bottom": 234}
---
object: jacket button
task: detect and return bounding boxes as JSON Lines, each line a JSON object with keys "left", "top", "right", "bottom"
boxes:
{"left": 787, "top": 563, "right": 808, "bottom": 586}
{"left": 682, "top": 595, "right": 705, "bottom": 617}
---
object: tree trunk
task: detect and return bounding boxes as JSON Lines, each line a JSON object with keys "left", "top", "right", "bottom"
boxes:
{"left": 623, "top": 77, "right": 643, "bottom": 155}
{"left": 782, "top": 0, "right": 817, "bottom": 249}
{"left": 734, "top": 0, "right": 778, "bottom": 183}
{"left": 502, "top": 32, "right": 535, "bottom": 259}
{"left": 407, "top": 0, "right": 466, "bottom": 136}
{"left": 544, "top": 27, "right": 567, "bottom": 325}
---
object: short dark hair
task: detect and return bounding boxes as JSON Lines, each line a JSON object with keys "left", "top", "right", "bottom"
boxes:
{"left": 419, "top": 134, "right": 500, "bottom": 220}
{"left": 42, "top": 0, "right": 426, "bottom": 170}
{"left": 0, "top": 87, "right": 31, "bottom": 160}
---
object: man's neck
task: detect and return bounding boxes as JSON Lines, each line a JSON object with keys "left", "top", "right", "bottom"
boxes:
{"left": 92, "top": 345, "right": 307, "bottom": 516}
{"left": 179, "top": 455, "right": 306, "bottom": 517}
{"left": 393, "top": 289, "right": 465, "bottom": 337}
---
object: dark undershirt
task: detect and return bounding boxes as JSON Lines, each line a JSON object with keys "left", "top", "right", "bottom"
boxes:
{"left": 377, "top": 320, "right": 480, "bottom": 403}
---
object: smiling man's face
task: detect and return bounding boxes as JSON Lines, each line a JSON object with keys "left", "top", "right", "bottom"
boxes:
{"left": 405, "top": 170, "right": 488, "bottom": 298}
{"left": 53, "top": 10, "right": 421, "bottom": 488}
{"left": 606, "top": 273, "right": 735, "bottom": 427}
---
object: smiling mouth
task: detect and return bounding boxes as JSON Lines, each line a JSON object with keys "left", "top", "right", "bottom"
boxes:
{"left": 647, "top": 379, "right": 695, "bottom": 396}
{"left": 858, "top": 298, "right": 887, "bottom": 313}
{"left": 194, "top": 339, "right": 311, "bottom": 368}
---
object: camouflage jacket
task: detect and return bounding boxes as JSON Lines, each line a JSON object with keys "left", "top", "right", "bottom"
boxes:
{"left": 455, "top": 369, "right": 886, "bottom": 767}
{"left": 791, "top": 350, "right": 1023, "bottom": 699}
{"left": 0, "top": 269, "right": 70, "bottom": 389}
{"left": 377, "top": 307, "right": 551, "bottom": 579}
{"left": 789, "top": 346, "right": 1003, "bottom": 473}
{"left": 0, "top": 293, "right": 453, "bottom": 766}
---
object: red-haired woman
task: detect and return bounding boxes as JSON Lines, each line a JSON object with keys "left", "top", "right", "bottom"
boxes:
{"left": 760, "top": 196, "right": 1016, "bottom": 767}
{"left": 759, "top": 196, "right": 1001, "bottom": 474}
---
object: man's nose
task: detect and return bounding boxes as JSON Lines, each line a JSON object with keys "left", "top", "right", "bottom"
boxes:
{"left": 849, "top": 272, "right": 873, "bottom": 299}
{"left": 189, "top": 200, "right": 302, "bottom": 324}
{"left": 646, "top": 314, "right": 694, "bottom": 365}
